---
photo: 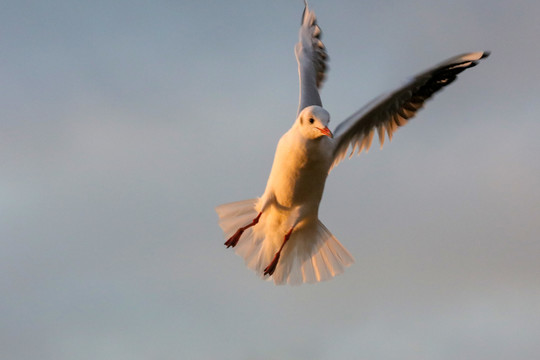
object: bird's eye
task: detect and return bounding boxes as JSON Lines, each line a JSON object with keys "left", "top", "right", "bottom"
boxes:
{"left": 309, "top": 118, "right": 314, "bottom": 124}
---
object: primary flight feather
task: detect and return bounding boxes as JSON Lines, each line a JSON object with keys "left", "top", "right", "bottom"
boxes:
{"left": 216, "top": 2, "right": 489, "bottom": 285}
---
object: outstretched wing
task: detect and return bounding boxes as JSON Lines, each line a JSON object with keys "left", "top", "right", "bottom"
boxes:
{"left": 296, "top": 1, "right": 329, "bottom": 116}
{"left": 331, "top": 51, "right": 490, "bottom": 169}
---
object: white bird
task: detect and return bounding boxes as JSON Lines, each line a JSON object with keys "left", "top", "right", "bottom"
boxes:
{"left": 216, "top": 2, "right": 489, "bottom": 285}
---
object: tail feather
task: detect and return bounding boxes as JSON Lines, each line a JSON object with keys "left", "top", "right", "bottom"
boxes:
{"left": 216, "top": 199, "right": 354, "bottom": 285}
{"left": 216, "top": 198, "right": 259, "bottom": 235}
{"left": 216, "top": 199, "right": 271, "bottom": 271}
{"left": 272, "top": 220, "right": 354, "bottom": 285}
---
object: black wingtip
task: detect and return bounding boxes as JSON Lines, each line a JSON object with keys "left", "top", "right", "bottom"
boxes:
{"left": 481, "top": 51, "right": 491, "bottom": 59}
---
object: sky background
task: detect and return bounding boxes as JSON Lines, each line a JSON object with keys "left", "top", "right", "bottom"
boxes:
{"left": 2, "top": 0, "right": 539, "bottom": 359}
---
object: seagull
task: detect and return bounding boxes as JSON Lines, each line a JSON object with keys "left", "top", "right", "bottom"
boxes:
{"left": 216, "top": 2, "right": 489, "bottom": 285}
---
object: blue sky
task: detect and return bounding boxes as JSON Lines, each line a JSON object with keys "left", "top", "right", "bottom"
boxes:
{"left": 2, "top": 0, "right": 539, "bottom": 359}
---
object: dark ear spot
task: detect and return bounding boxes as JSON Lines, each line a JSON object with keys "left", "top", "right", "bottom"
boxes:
{"left": 299, "top": 117, "right": 303, "bottom": 125}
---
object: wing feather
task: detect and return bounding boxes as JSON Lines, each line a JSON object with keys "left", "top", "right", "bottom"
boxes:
{"left": 296, "top": 2, "right": 329, "bottom": 115}
{"left": 330, "top": 51, "right": 490, "bottom": 170}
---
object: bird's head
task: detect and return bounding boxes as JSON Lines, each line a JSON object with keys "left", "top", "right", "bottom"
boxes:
{"left": 296, "top": 105, "right": 333, "bottom": 140}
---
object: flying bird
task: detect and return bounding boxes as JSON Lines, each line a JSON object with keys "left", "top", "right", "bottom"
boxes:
{"left": 216, "top": 2, "right": 489, "bottom": 285}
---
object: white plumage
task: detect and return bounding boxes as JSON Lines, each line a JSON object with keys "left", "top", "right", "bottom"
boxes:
{"left": 216, "top": 2, "right": 489, "bottom": 285}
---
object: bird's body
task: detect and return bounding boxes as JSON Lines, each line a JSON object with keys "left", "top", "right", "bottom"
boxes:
{"left": 263, "top": 111, "right": 333, "bottom": 213}
{"left": 216, "top": 2, "right": 489, "bottom": 285}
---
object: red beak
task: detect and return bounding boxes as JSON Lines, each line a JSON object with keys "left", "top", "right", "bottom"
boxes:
{"left": 317, "top": 126, "right": 333, "bottom": 138}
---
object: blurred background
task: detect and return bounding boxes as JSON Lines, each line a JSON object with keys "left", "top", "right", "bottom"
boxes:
{"left": 2, "top": 0, "right": 539, "bottom": 359}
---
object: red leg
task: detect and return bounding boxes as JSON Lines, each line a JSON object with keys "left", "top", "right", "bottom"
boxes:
{"left": 224, "top": 212, "right": 262, "bottom": 248}
{"left": 264, "top": 227, "right": 294, "bottom": 276}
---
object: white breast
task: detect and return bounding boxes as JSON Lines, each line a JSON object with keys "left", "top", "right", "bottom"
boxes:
{"left": 262, "top": 129, "right": 333, "bottom": 212}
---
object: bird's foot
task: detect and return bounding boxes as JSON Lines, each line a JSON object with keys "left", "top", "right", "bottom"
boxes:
{"left": 264, "top": 252, "right": 281, "bottom": 276}
{"left": 263, "top": 226, "right": 294, "bottom": 276}
{"left": 224, "top": 212, "right": 262, "bottom": 248}
{"left": 224, "top": 229, "right": 243, "bottom": 248}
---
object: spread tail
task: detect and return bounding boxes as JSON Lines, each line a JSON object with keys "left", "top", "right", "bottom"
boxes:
{"left": 216, "top": 199, "right": 354, "bottom": 285}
